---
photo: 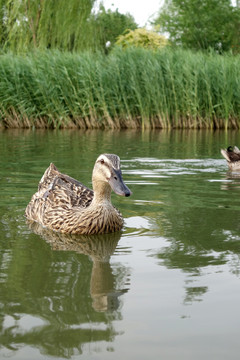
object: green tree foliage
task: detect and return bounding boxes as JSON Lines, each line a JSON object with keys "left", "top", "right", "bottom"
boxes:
{"left": 154, "top": 0, "right": 240, "bottom": 52}
{"left": 115, "top": 28, "right": 168, "bottom": 50}
{"left": 88, "top": 4, "right": 137, "bottom": 53}
{"left": 0, "top": 0, "right": 95, "bottom": 52}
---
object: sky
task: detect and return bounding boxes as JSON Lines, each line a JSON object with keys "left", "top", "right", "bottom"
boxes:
{"left": 102, "top": 0, "right": 163, "bottom": 27}
{"left": 101, "top": 1, "right": 239, "bottom": 28}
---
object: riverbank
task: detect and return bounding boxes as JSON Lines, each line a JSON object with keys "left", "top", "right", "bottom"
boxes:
{"left": 0, "top": 48, "right": 240, "bottom": 129}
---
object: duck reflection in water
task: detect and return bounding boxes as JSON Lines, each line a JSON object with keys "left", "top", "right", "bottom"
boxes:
{"left": 28, "top": 221, "right": 128, "bottom": 312}
{"left": 221, "top": 172, "right": 240, "bottom": 191}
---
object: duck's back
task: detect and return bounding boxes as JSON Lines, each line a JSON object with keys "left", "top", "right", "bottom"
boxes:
{"left": 25, "top": 163, "right": 94, "bottom": 225}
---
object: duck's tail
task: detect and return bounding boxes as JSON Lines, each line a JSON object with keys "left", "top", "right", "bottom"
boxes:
{"left": 221, "top": 148, "right": 230, "bottom": 162}
{"left": 38, "top": 163, "right": 60, "bottom": 193}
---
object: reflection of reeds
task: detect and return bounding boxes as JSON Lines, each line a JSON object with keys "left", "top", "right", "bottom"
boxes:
{"left": 1, "top": 48, "right": 240, "bottom": 129}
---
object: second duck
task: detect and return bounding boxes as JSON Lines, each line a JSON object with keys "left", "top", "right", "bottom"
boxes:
{"left": 221, "top": 146, "right": 240, "bottom": 170}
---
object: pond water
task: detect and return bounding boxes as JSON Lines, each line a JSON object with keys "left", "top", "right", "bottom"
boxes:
{"left": 1, "top": 129, "right": 240, "bottom": 360}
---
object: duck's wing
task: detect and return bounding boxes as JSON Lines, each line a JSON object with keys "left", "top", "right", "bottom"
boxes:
{"left": 221, "top": 149, "right": 231, "bottom": 162}
{"left": 233, "top": 146, "right": 240, "bottom": 154}
{"left": 26, "top": 163, "right": 94, "bottom": 222}
{"left": 221, "top": 147, "right": 240, "bottom": 163}
{"left": 48, "top": 174, "right": 94, "bottom": 208}
{"left": 39, "top": 163, "right": 93, "bottom": 208}
{"left": 228, "top": 152, "right": 240, "bottom": 162}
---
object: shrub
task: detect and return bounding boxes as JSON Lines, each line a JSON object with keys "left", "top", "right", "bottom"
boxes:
{"left": 115, "top": 28, "right": 168, "bottom": 50}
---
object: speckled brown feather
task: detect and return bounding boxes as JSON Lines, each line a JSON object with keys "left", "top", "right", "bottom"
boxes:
{"left": 43, "top": 202, "right": 123, "bottom": 234}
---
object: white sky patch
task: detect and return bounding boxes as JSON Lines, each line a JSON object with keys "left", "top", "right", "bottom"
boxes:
{"left": 101, "top": 0, "right": 163, "bottom": 27}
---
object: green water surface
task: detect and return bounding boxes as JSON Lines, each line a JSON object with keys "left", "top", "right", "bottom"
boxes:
{"left": 1, "top": 129, "right": 240, "bottom": 360}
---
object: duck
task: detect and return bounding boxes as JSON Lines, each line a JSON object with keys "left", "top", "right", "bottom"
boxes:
{"left": 25, "top": 154, "right": 132, "bottom": 235}
{"left": 221, "top": 146, "right": 240, "bottom": 171}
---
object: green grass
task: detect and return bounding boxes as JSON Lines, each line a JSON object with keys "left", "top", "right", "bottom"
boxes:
{"left": 0, "top": 48, "right": 240, "bottom": 129}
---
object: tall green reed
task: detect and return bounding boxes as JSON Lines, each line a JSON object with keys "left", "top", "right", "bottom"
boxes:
{"left": 0, "top": 48, "right": 240, "bottom": 129}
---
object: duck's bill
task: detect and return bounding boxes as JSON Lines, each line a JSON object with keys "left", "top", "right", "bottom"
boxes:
{"left": 108, "top": 169, "right": 132, "bottom": 197}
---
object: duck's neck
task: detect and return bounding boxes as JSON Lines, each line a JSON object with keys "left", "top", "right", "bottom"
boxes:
{"left": 92, "top": 180, "right": 112, "bottom": 205}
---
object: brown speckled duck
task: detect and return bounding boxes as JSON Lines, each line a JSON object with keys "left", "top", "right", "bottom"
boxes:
{"left": 221, "top": 146, "right": 240, "bottom": 171}
{"left": 25, "top": 154, "right": 132, "bottom": 235}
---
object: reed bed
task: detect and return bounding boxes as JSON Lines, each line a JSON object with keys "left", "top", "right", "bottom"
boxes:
{"left": 0, "top": 48, "right": 240, "bottom": 129}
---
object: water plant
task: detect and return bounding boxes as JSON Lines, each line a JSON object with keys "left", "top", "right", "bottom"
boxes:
{"left": 0, "top": 48, "right": 240, "bottom": 129}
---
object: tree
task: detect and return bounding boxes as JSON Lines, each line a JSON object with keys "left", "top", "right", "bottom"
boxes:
{"left": 154, "top": 0, "right": 240, "bottom": 52}
{"left": 1, "top": 0, "right": 95, "bottom": 52}
{"left": 88, "top": 4, "right": 138, "bottom": 53}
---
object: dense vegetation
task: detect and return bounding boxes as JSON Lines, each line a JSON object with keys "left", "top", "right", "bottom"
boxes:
{"left": 1, "top": 0, "right": 240, "bottom": 129}
{"left": 0, "top": 0, "right": 137, "bottom": 53}
{"left": 0, "top": 0, "right": 94, "bottom": 51}
{"left": 155, "top": 0, "right": 240, "bottom": 53}
{"left": 1, "top": 47, "right": 240, "bottom": 129}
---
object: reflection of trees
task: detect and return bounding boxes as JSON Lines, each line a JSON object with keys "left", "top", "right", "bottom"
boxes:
{"left": 155, "top": 204, "right": 240, "bottom": 266}
{"left": 0, "top": 220, "right": 130, "bottom": 358}
{"left": 146, "top": 162, "right": 240, "bottom": 269}
{"left": 183, "top": 285, "right": 208, "bottom": 305}
{"left": 144, "top": 168, "right": 240, "bottom": 304}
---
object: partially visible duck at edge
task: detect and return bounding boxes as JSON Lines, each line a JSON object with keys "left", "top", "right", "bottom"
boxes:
{"left": 25, "top": 154, "right": 132, "bottom": 235}
{"left": 221, "top": 145, "right": 240, "bottom": 170}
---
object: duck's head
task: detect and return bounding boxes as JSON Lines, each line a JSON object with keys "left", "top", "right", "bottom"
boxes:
{"left": 92, "top": 154, "right": 132, "bottom": 197}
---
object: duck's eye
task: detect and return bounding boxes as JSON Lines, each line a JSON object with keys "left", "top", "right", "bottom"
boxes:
{"left": 100, "top": 159, "right": 105, "bottom": 164}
